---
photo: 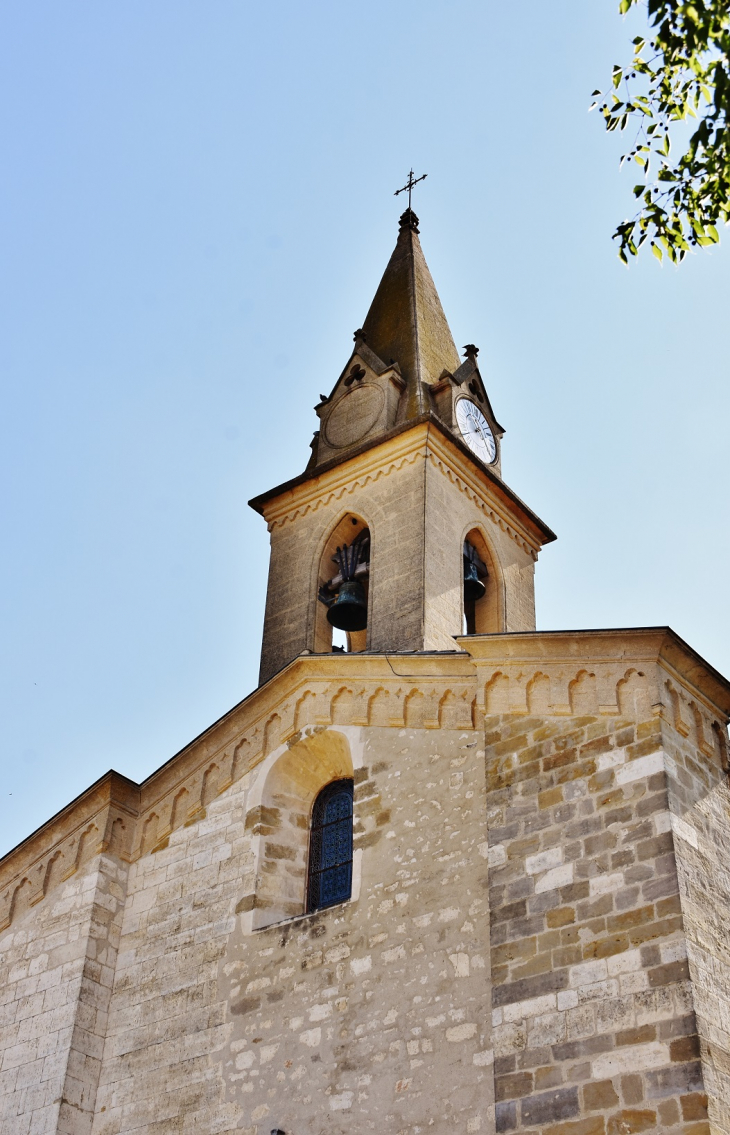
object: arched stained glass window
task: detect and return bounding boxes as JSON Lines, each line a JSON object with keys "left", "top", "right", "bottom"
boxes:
{"left": 307, "top": 779, "right": 354, "bottom": 912}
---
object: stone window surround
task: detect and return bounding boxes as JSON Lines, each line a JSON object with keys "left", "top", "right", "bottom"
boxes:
{"left": 238, "top": 725, "right": 365, "bottom": 933}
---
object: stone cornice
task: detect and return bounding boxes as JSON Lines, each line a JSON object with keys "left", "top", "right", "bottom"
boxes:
{"left": 0, "top": 770, "right": 140, "bottom": 930}
{"left": 2, "top": 633, "right": 727, "bottom": 931}
{"left": 458, "top": 627, "right": 730, "bottom": 718}
{"left": 424, "top": 425, "right": 549, "bottom": 557}
{"left": 0, "top": 771, "right": 139, "bottom": 889}
{"left": 252, "top": 419, "right": 555, "bottom": 557}
{"left": 0, "top": 651, "right": 478, "bottom": 919}
{"left": 138, "top": 648, "right": 477, "bottom": 808}
{"left": 260, "top": 430, "right": 425, "bottom": 530}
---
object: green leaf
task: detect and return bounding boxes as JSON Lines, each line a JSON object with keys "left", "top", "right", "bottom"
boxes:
{"left": 594, "top": 5, "right": 729, "bottom": 266}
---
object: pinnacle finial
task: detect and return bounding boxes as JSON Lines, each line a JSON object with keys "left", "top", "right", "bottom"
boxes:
{"left": 399, "top": 208, "right": 420, "bottom": 233}
{"left": 463, "top": 344, "right": 479, "bottom": 358}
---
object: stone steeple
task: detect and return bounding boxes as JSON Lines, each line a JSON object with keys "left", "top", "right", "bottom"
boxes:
{"left": 250, "top": 210, "right": 556, "bottom": 683}
{"left": 360, "top": 208, "right": 461, "bottom": 418}
{"left": 305, "top": 209, "right": 505, "bottom": 475}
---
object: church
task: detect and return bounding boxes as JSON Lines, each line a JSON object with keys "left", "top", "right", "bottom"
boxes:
{"left": 2, "top": 201, "right": 730, "bottom": 1135}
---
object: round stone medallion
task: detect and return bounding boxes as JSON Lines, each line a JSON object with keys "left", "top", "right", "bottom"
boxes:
{"left": 324, "top": 384, "right": 384, "bottom": 448}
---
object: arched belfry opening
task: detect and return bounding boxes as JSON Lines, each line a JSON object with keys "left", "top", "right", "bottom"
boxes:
{"left": 462, "top": 528, "right": 501, "bottom": 634}
{"left": 315, "top": 514, "right": 370, "bottom": 653}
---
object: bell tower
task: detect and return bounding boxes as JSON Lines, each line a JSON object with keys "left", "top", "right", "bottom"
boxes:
{"left": 250, "top": 207, "right": 556, "bottom": 684}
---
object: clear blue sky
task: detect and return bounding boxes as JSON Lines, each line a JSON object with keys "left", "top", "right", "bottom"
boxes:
{"left": 1, "top": 1, "right": 728, "bottom": 856}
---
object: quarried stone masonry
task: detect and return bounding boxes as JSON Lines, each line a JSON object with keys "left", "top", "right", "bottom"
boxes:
{"left": 1, "top": 632, "right": 728, "bottom": 1134}
{"left": 3, "top": 210, "right": 729, "bottom": 1133}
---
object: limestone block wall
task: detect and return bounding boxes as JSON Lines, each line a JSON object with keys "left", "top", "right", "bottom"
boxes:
{"left": 671, "top": 785, "right": 730, "bottom": 1134}
{"left": 659, "top": 684, "right": 730, "bottom": 1132}
{"left": 89, "top": 724, "right": 493, "bottom": 1135}
{"left": 1, "top": 636, "right": 726, "bottom": 1135}
{"left": 484, "top": 708, "right": 712, "bottom": 1135}
{"left": 0, "top": 853, "right": 128, "bottom": 1135}
{"left": 90, "top": 776, "right": 248, "bottom": 1135}
{"left": 222, "top": 726, "right": 493, "bottom": 1135}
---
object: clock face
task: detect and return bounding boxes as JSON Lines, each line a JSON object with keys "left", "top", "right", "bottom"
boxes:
{"left": 455, "top": 399, "right": 497, "bottom": 464}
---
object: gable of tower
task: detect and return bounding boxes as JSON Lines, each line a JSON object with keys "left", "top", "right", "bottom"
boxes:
{"left": 429, "top": 347, "right": 506, "bottom": 475}
{"left": 313, "top": 343, "right": 405, "bottom": 467}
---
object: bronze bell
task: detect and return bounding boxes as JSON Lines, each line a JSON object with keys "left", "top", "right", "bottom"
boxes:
{"left": 327, "top": 579, "right": 368, "bottom": 632}
{"left": 463, "top": 558, "right": 486, "bottom": 602}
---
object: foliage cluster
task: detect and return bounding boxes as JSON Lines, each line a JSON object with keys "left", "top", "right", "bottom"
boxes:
{"left": 595, "top": 0, "right": 729, "bottom": 262}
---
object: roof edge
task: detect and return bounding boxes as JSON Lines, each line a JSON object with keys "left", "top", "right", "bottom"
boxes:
{"left": 456, "top": 626, "right": 730, "bottom": 716}
{"left": 249, "top": 414, "right": 557, "bottom": 547}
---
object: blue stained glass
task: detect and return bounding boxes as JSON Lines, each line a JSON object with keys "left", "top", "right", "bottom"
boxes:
{"left": 325, "top": 793, "right": 352, "bottom": 824}
{"left": 308, "top": 779, "right": 354, "bottom": 911}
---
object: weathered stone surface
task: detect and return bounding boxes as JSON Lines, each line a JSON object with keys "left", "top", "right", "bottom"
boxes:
{"left": 0, "top": 631, "right": 728, "bottom": 1134}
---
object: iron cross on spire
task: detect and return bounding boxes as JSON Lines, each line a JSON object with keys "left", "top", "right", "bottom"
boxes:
{"left": 394, "top": 168, "right": 427, "bottom": 211}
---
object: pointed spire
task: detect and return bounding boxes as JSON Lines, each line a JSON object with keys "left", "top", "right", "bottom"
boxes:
{"left": 361, "top": 210, "right": 461, "bottom": 417}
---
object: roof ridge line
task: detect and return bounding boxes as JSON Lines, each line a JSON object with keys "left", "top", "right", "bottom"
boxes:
{"left": 409, "top": 226, "right": 423, "bottom": 414}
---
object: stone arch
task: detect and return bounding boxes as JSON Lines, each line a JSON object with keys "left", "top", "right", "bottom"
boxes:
{"left": 438, "top": 690, "right": 457, "bottom": 728}
{"left": 232, "top": 738, "right": 252, "bottom": 781}
{"left": 665, "top": 682, "right": 690, "bottom": 737}
{"left": 569, "top": 670, "right": 598, "bottom": 715}
{"left": 140, "top": 813, "right": 159, "bottom": 856}
{"left": 201, "top": 763, "right": 221, "bottom": 807}
{"left": 485, "top": 672, "right": 509, "bottom": 714}
{"left": 404, "top": 689, "right": 425, "bottom": 728}
{"left": 295, "top": 691, "right": 317, "bottom": 729}
{"left": 9, "top": 878, "right": 33, "bottom": 925}
{"left": 438, "top": 690, "right": 472, "bottom": 730}
{"left": 108, "top": 817, "right": 126, "bottom": 857}
{"left": 170, "top": 787, "right": 190, "bottom": 831}
{"left": 43, "top": 850, "right": 66, "bottom": 896}
{"left": 526, "top": 672, "right": 550, "bottom": 714}
{"left": 368, "top": 687, "right": 393, "bottom": 726}
{"left": 462, "top": 524, "right": 504, "bottom": 635}
{"left": 0, "top": 890, "right": 11, "bottom": 931}
{"left": 331, "top": 687, "right": 355, "bottom": 725}
{"left": 312, "top": 511, "right": 371, "bottom": 655}
{"left": 617, "top": 669, "right": 650, "bottom": 718}
{"left": 263, "top": 713, "right": 281, "bottom": 754}
{"left": 72, "top": 823, "right": 99, "bottom": 873}
{"left": 688, "top": 701, "right": 714, "bottom": 756}
{"left": 245, "top": 728, "right": 356, "bottom": 930}
{"left": 712, "top": 722, "right": 729, "bottom": 772}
